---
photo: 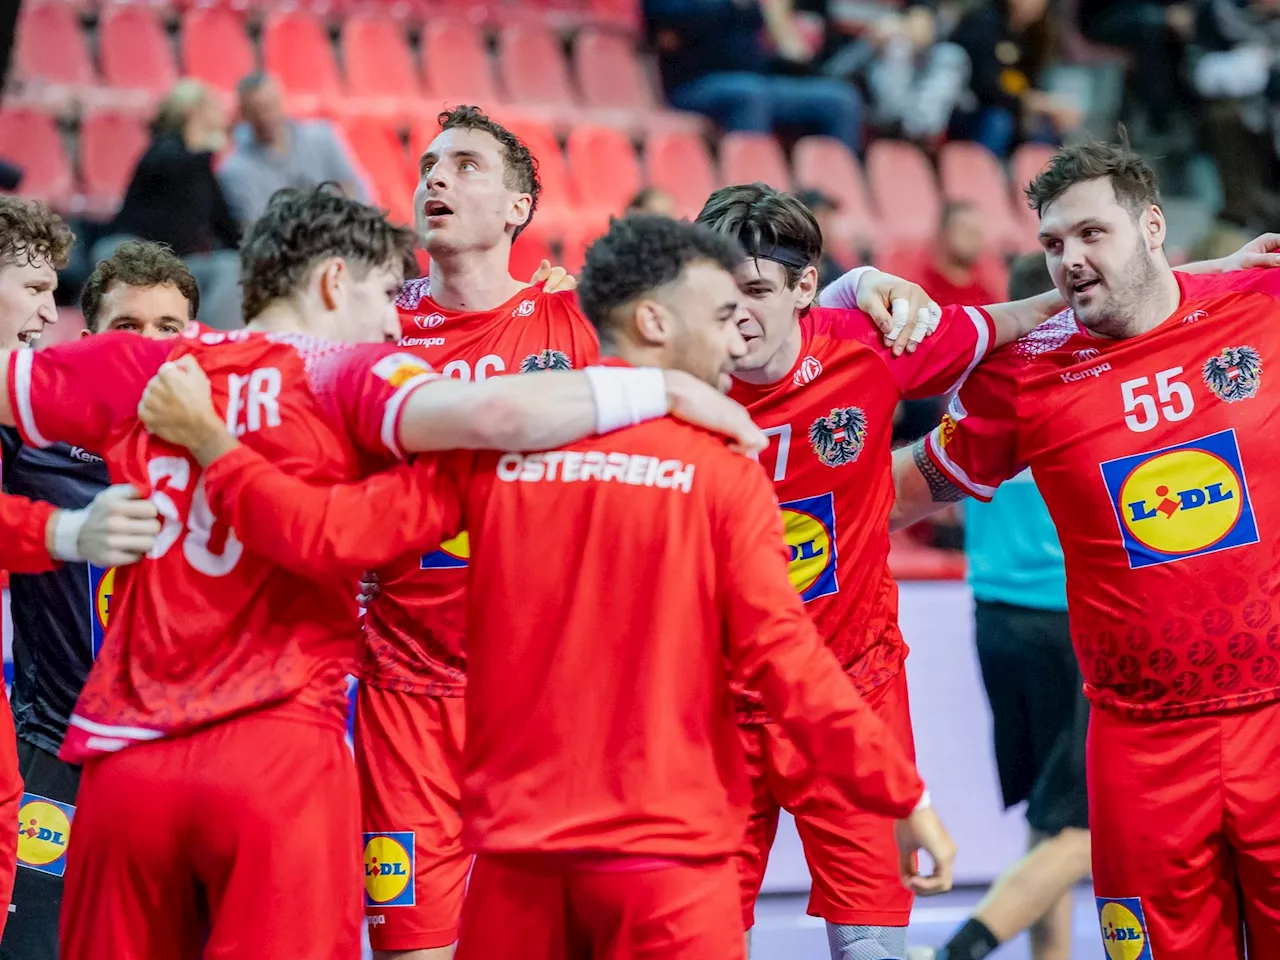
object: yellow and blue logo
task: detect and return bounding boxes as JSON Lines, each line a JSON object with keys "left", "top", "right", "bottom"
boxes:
{"left": 88, "top": 564, "right": 115, "bottom": 659}
{"left": 420, "top": 531, "right": 470, "bottom": 571}
{"left": 780, "top": 493, "right": 838, "bottom": 602}
{"left": 1100, "top": 429, "right": 1258, "bottom": 570}
{"left": 1096, "top": 896, "right": 1153, "bottom": 960}
{"left": 16, "top": 793, "right": 74, "bottom": 878}
{"left": 363, "top": 831, "right": 415, "bottom": 907}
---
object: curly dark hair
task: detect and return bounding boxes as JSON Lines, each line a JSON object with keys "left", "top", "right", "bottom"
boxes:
{"left": 1025, "top": 134, "right": 1161, "bottom": 218}
{"left": 577, "top": 214, "right": 744, "bottom": 343}
{"left": 0, "top": 197, "right": 74, "bottom": 271}
{"left": 82, "top": 241, "right": 200, "bottom": 331}
{"left": 239, "top": 184, "right": 417, "bottom": 321}
{"left": 436, "top": 105, "right": 541, "bottom": 240}
{"left": 695, "top": 183, "right": 821, "bottom": 289}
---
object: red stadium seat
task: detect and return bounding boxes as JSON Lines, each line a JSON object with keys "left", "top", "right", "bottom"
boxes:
{"left": 181, "top": 8, "right": 256, "bottom": 98}
{"left": 262, "top": 10, "right": 346, "bottom": 117}
{"left": 792, "top": 135, "right": 876, "bottom": 251}
{"left": 573, "top": 28, "right": 652, "bottom": 112}
{"left": 497, "top": 23, "right": 577, "bottom": 120}
{"left": 12, "top": 4, "right": 95, "bottom": 101}
{"left": 587, "top": 0, "right": 640, "bottom": 31}
{"left": 509, "top": 224, "right": 554, "bottom": 283}
{"left": 718, "top": 131, "right": 791, "bottom": 191}
{"left": 421, "top": 18, "right": 501, "bottom": 111}
{"left": 341, "top": 117, "right": 415, "bottom": 226}
{"left": 79, "top": 109, "right": 149, "bottom": 215}
{"left": 865, "top": 139, "right": 941, "bottom": 248}
{"left": 341, "top": 15, "right": 427, "bottom": 121}
{"left": 0, "top": 108, "right": 73, "bottom": 207}
{"left": 559, "top": 221, "right": 605, "bottom": 274}
{"left": 566, "top": 124, "right": 642, "bottom": 219}
{"left": 100, "top": 6, "right": 177, "bottom": 103}
{"left": 938, "top": 141, "right": 1021, "bottom": 253}
{"left": 1010, "top": 143, "right": 1056, "bottom": 251}
{"left": 645, "top": 129, "right": 715, "bottom": 220}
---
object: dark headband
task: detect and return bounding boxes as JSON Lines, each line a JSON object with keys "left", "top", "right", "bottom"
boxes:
{"left": 746, "top": 241, "right": 812, "bottom": 271}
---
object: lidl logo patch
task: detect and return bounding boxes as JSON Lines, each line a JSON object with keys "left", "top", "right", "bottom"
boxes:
{"left": 16, "top": 793, "right": 74, "bottom": 878}
{"left": 1100, "top": 429, "right": 1258, "bottom": 570}
{"left": 1096, "top": 897, "right": 1153, "bottom": 960}
{"left": 88, "top": 564, "right": 115, "bottom": 659}
{"left": 420, "top": 530, "right": 470, "bottom": 571}
{"left": 363, "top": 832, "right": 415, "bottom": 907}
{"left": 779, "top": 493, "right": 838, "bottom": 602}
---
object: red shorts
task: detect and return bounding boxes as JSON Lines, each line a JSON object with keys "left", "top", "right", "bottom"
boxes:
{"left": 59, "top": 708, "right": 361, "bottom": 960}
{"left": 456, "top": 854, "right": 745, "bottom": 960}
{"left": 355, "top": 684, "right": 470, "bottom": 951}
{"left": 0, "top": 689, "right": 22, "bottom": 941}
{"left": 737, "top": 668, "right": 915, "bottom": 929}
{"left": 1089, "top": 700, "right": 1280, "bottom": 959}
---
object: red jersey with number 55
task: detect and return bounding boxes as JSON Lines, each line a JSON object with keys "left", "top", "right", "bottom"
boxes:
{"left": 728, "top": 303, "right": 995, "bottom": 719}
{"left": 362, "top": 279, "right": 598, "bottom": 696}
{"left": 926, "top": 269, "right": 1280, "bottom": 720}
{"left": 6, "top": 328, "right": 437, "bottom": 761}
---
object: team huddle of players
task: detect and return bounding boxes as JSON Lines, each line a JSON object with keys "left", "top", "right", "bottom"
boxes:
{"left": 0, "top": 105, "right": 1278, "bottom": 960}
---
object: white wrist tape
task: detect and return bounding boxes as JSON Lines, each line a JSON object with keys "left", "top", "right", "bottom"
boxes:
{"left": 585, "top": 366, "right": 669, "bottom": 435}
{"left": 52, "top": 507, "right": 88, "bottom": 563}
{"left": 914, "top": 789, "right": 932, "bottom": 813}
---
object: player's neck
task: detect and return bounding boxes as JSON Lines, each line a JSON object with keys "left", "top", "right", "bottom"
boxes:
{"left": 428, "top": 247, "right": 525, "bottom": 312}
{"left": 1109, "top": 270, "right": 1182, "bottom": 340}
{"left": 244, "top": 303, "right": 312, "bottom": 336}
{"left": 732, "top": 321, "right": 802, "bottom": 386}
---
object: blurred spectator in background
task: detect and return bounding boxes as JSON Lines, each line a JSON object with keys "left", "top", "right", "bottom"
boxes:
{"left": 93, "top": 79, "right": 241, "bottom": 330}
{"left": 626, "top": 187, "right": 678, "bottom": 216}
{"left": 1190, "top": 0, "right": 1280, "bottom": 230}
{"left": 644, "top": 0, "right": 865, "bottom": 149}
{"left": 217, "top": 73, "right": 369, "bottom": 226}
{"left": 1077, "top": 0, "right": 1195, "bottom": 136}
{"left": 924, "top": 254, "right": 1088, "bottom": 960}
{"left": 889, "top": 201, "right": 1007, "bottom": 307}
{"left": 951, "top": 0, "right": 1083, "bottom": 157}
{"left": 797, "top": 188, "right": 852, "bottom": 288}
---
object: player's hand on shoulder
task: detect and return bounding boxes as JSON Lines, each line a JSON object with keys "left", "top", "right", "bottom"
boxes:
{"left": 662, "top": 370, "right": 767, "bottom": 457}
{"left": 138, "top": 355, "right": 226, "bottom": 453}
{"left": 1219, "top": 232, "right": 1280, "bottom": 272}
{"left": 857, "top": 270, "right": 943, "bottom": 357}
{"left": 530, "top": 259, "right": 578, "bottom": 294}
{"left": 76, "top": 484, "right": 162, "bottom": 568}
{"left": 894, "top": 803, "right": 956, "bottom": 897}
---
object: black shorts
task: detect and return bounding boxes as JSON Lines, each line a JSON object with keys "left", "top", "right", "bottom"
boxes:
{"left": 974, "top": 599, "right": 1089, "bottom": 835}
{"left": 0, "top": 739, "right": 81, "bottom": 960}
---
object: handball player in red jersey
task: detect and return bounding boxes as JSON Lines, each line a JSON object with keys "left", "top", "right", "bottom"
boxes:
{"left": 892, "top": 139, "right": 1280, "bottom": 959}
{"left": 132, "top": 213, "right": 957, "bottom": 960}
{"left": 0, "top": 188, "right": 761, "bottom": 960}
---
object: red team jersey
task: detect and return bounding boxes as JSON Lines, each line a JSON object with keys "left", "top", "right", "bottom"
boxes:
{"left": 927, "top": 269, "right": 1280, "bottom": 720}
{"left": 363, "top": 279, "right": 598, "bottom": 695}
{"left": 729, "top": 303, "right": 995, "bottom": 718}
{"left": 5, "top": 329, "right": 438, "bottom": 762}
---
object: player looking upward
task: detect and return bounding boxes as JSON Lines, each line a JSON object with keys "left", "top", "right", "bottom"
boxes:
{"left": 892, "top": 138, "right": 1280, "bottom": 959}
{"left": 131, "top": 212, "right": 957, "bottom": 960}
{"left": 0, "top": 187, "right": 760, "bottom": 960}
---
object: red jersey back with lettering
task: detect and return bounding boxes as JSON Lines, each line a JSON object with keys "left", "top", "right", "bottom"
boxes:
{"left": 728, "top": 304, "right": 994, "bottom": 718}
{"left": 6, "top": 329, "right": 436, "bottom": 761}
{"left": 362, "top": 279, "right": 599, "bottom": 695}
{"left": 927, "top": 269, "right": 1280, "bottom": 720}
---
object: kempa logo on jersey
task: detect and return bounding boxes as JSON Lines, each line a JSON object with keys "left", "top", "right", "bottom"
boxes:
{"left": 16, "top": 793, "right": 75, "bottom": 878}
{"left": 67, "top": 445, "right": 103, "bottom": 464}
{"left": 414, "top": 313, "right": 445, "bottom": 329}
{"left": 363, "top": 832, "right": 415, "bottom": 907}
{"left": 421, "top": 531, "right": 469, "bottom": 571}
{"left": 779, "top": 492, "right": 838, "bottom": 602}
{"left": 400, "top": 337, "right": 446, "bottom": 348}
{"left": 793, "top": 356, "right": 823, "bottom": 386}
{"left": 1100, "top": 428, "right": 1259, "bottom": 570}
{"left": 89, "top": 564, "right": 115, "bottom": 658}
{"left": 513, "top": 299, "right": 536, "bottom": 317}
{"left": 1095, "top": 897, "right": 1152, "bottom": 960}
{"left": 1061, "top": 362, "right": 1112, "bottom": 383}
{"left": 496, "top": 451, "right": 696, "bottom": 493}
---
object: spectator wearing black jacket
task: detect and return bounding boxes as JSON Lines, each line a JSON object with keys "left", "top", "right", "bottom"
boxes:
{"left": 93, "top": 80, "right": 242, "bottom": 329}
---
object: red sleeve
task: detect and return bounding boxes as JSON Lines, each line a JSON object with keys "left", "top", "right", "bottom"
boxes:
{"left": 0, "top": 491, "right": 55, "bottom": 573}
{"left": 922, "top": 341, "right": 1025, "bottom": 502}
{"left": 818, "top": 304, "right": 996, "bottom": 400}
{"left": 304, "top": 345, "right": 439, "bottom": 461}
{"left": 201, "top": 444, "right": 467, "bottom": 581}
{"left": 7, "top": 333, "right": 169, "bottom": 450}
{"left": 716, "top": 457, "right": 925, "bottom": 818}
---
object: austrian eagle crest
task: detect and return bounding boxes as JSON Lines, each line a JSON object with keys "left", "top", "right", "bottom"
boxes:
{"left": 809, "top": 406, "right": 867, "bottom": 467}
{"left": 520, "top": 349, "right": 573, "bottom": 373}
{"left": 1202, "top": 345, "right": 1262, "bottom": 403}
